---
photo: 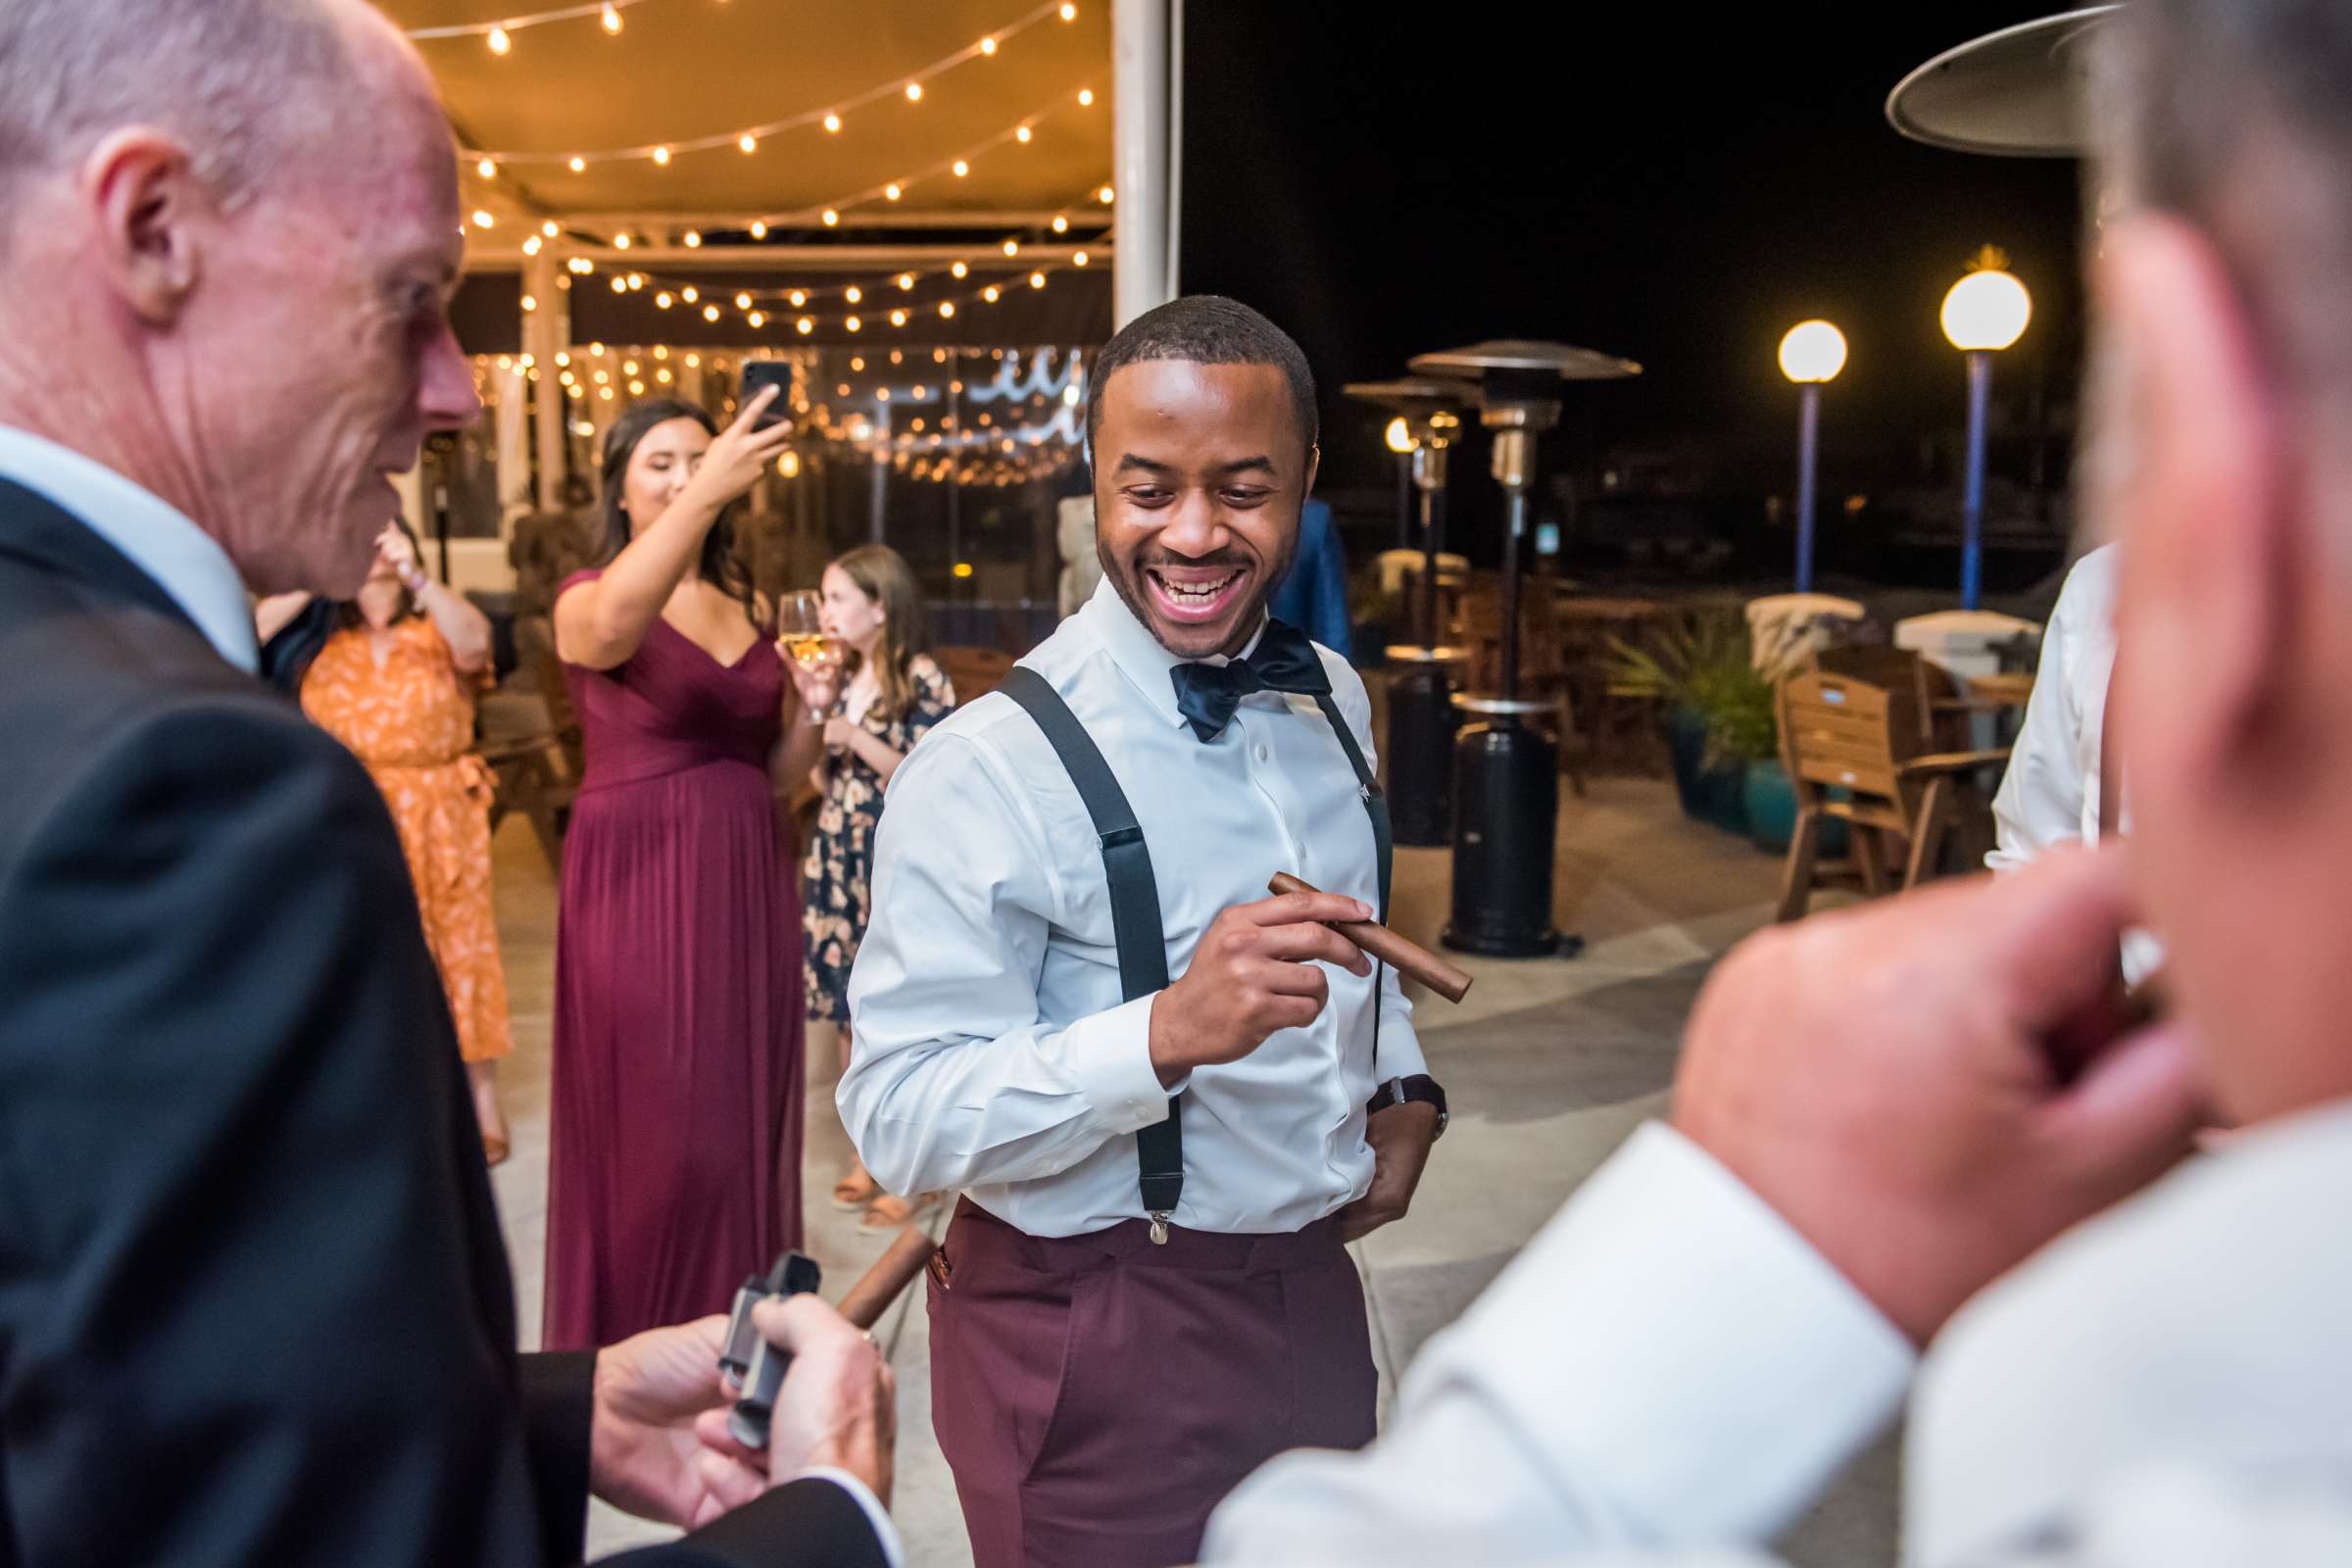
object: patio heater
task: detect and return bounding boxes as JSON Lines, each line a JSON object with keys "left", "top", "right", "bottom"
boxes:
{"left": 1344, "top": 376, "right": 1479, "bottom": 846}
{"left": 1408, "top": 339, "right": 1641, "bottom": 956}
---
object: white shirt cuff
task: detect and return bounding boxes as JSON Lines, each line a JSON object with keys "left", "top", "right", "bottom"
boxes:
{"left": 790, "top": 1466, "right": 906, "bottom": 1568}
{"left": 1400, "top": 1121, "right": 1918, "bottom": 1544}
{"left": 1061, "top": 993, "right": 1183, "bottom": 1131}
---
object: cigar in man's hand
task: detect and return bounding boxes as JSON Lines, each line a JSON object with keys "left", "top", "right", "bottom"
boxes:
{"left": 1267, "top": 872, "right": 1473, "bottom": 1004}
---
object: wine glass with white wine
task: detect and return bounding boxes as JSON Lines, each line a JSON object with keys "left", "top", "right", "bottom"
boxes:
{"left": 777, "top": 590, "right": 841, "bottom": 723}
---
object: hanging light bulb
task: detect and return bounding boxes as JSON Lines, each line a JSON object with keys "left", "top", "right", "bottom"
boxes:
{"left": 656, "top": 292, "right": 673, "bottom": 309}
{"left": 905, "top": 81, "right": 924, "bottom": 103}
{"left": 651, "top": 145, "right": 671, "bottom": 166}
{"left": 885, "top": 183, "right": 903, "bottom": 201}
{"left": 612, "top": 232, "right": 631, "bottom": 249}
{"left": 520, "top": 293, "right": 537, "bottom": 312}
{"left": 1073, "top": 250, "right": 1090, "bottom": 267}
{"left": 611, "top": 275, "right": 627, "bottom": 293}
{"left": 1078, "top": 87, "right": 1095, "bottom": 106}
{"left": 1098, "top": 184, "right": 1115, "bottom": 203}
{"left": 749, "top": 220, "right": 768, "bottom": 239}
{"left": 1030, "top": 271, "right": 1047, "bottom": 289}
{"left": 952, "top": 160, "right": 970, "bottom": 177}
{"left": 568, "top": 156, "right": 586, "bottom": 172}
{"left": 846, "top": 316, "right": 862, "bottom": 332}
{"left": 822, "top": 210, "right": 840, "bottom": 227}
{"left": 470, "top": 210, "right": 495, "bottom": 229}
{"left": 601, "top": 2, "right": 621, "bottom": 33}
{"left": 939, "top": 301, "right": 956, "bottom": 318}
{"left": 788, "top": 290, "right": 807, "bottom": 308}
{"left": 891, "top": 309, "right": 908, "bottom": 326}
{"left": 521, "top": 234, "right": 543, "bottom": 257}
{"left": 951, "top": 261, "right": 969, "bottom": 279}
{"left": 797, "top": 317, "right": 815, "bottom": 335}
{"left": 487, "top": 24, "right": 512, "bottom": 54}
{"left": 1059, "top": 3, "right": 1077, "bottom": 19}
{"left": 627, "top": 272, "right": 644, "bottom": 289}
{"left": 983, "top": 285, "right": 1001, "bottom": 302}
{"left": 980, "top": 34, "right": 999, "bottom": 55}
{"left": 541, "top": 220, "right": 561, "bottom": 238}
{"left": 1003, "top": 239, "right": 1020, "bottom": 257}
{"left": 683, "top": 229, "right": 702, "bottom": 248}
{"left": 739, "top": 134, "right": 758, "bottom": 154}
{"left": 845, "top": 285, "right": 863, "bottom": 304}
{"left": 823, "top": 113, "right": 842, "bottom": 133}
{"left": 1015, "top": 124, "right": 1033, "bottom": 144}
{"left": 703, "top": 304, "right": 721, "bottom": 321}
{"left": 734, "top": 292, "right": 754, "bottom": 310}
{"left": 897, "top": 273, "right": 915, "bottom": 291}
{"left": 476, "top": 158, "right": 497, "bottom": 179}
{"left": 747, "top": 311, "right": 764, "bottom": 327}
{"left": 1052, "top": 215, "right": 1069, "bottom": 234}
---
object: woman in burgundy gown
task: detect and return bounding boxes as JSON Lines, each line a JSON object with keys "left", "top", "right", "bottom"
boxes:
{"left": 542, "top": 390, "right": 834, "bottom": 1349}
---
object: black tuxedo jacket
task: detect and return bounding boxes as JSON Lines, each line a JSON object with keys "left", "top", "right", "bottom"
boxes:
{"left": 0, "top": 479, "right": 887, "bottom": 1567}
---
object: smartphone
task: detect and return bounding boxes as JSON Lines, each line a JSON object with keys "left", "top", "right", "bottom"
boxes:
{"left": 725, "top": 1249, "right": 823, "bottom": 1448}
{"left": 740, "top": 361, "right": 795, "bottom": 430}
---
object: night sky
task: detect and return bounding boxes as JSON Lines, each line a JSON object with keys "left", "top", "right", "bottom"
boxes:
{"left": 1180, "top": 2, "right": 2090, "bottom": 529}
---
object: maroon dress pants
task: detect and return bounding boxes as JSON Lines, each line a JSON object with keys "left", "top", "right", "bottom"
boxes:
{"left": 928, "top": 1197, "right": 1377, "bottom": 1568}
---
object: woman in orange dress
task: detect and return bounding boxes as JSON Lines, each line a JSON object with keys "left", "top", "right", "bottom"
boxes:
{"left": 267, "top": 522, "right": 515, "bottom": 1162}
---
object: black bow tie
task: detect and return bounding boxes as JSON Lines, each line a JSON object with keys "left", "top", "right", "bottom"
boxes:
{"left": 1169, "top": 618, "right": 1330, "bottom": 742}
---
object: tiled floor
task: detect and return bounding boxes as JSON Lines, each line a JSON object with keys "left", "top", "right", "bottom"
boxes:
{"left": 483, "top": 775, "right": 1891, "bottom": 1565}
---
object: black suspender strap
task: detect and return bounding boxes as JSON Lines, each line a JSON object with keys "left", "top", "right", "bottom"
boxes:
{"left": 1312, "top": 694, "right": 1393, "bottom": 1071}
{"left": 999, "top": 668, "right": 1186, "bottom": 1234}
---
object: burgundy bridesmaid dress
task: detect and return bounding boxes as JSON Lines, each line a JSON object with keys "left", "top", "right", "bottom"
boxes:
{"left": 542, "top": 569, "right": 805, "bottom": 1349}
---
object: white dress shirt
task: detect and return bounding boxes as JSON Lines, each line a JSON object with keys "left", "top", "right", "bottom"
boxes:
{"left": 1985, "top": 545, "right": 2162, "bottom": 979}
{"left": 0, "top": 423, "right": 257, "bottom": 672}
{"left": 1202, "top": 1105, "right": 2352, "bottom": 1566}
{"left": 840, "top": 575, "right": 1426, "bottom": 1239}
{"left": 1988, "top": 545, "right": 2120, "bottom": 870}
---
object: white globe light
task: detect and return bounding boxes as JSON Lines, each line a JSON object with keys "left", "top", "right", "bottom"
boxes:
{"left": 1941, "top": 269, "right": 2032, "bottom": 352}
{"left": 1385, "top": 416, "right": 1415, "bottom": 454}
{"left": 1778, "top": 319, "right": 1848, "bottom": 384}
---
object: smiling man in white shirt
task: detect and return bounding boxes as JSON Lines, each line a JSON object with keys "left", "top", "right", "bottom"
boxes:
{"left": 842, "top": 295, "right": 1445, "bottom": 1568}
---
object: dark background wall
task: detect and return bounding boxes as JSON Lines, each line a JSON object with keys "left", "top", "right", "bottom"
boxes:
{"left": 1178, "top": 1, "right": 2089, "bottom": 570}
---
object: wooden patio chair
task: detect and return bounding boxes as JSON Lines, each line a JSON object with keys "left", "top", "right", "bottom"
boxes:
{"left": 482, "top": 614, "right": 581, "bottom": 872}
{"left": 1773, "top": 646, "right": 2010, "bottom": 922}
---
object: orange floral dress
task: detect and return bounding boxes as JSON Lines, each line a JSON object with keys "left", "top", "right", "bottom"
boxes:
{"left": 302, "top": 615, "right": 513, "bottom": 1064}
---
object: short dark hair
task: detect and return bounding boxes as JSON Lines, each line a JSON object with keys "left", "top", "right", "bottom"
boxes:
{"left": 1084, "top": 295, "right": 1318, "bottom": 462}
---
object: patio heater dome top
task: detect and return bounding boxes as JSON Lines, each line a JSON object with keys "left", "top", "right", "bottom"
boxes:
{"left": 1407, "top": 340, "right": 1642, "bottom": 386}
{"left": 1342, "top": 377, "right": 1482, "bottom": 415}
{"left": 1886, "top": 6, "right": 2115, "bottom": 159}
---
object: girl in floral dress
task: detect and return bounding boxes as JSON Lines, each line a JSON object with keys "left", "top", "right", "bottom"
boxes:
{"left": 804, "top": 545, "right": 955, "bottom": 1230}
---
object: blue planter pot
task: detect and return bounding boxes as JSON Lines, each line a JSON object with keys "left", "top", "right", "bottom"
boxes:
{"left": 1742, "top": 760, "right": 1848, "bottom": 857}
{"left": 1696, "top": 759, "right": 1751, "bottom": 837}
{"left": 1664, "top": 706, "right": 1708, "bottom": 819}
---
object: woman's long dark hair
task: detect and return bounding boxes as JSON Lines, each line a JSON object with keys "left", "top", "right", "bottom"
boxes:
{"left": 598, "top": 398, "right": 756, "bottom": 619}
{"left": 334, "top": 514, "right": 426, "bottom": 632}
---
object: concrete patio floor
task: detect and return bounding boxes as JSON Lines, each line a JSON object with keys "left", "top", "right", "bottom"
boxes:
{"left": 480, "top": 774, "right": 1891, "bottom": 1566}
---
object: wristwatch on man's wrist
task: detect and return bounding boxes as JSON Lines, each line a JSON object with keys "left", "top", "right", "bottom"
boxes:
{"left": 1366, "top": 1074, "right": 1447, "bottom": 1139}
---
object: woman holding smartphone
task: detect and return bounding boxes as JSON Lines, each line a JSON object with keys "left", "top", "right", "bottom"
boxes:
{"left": 541, "top": 389, "right": 835, "bottom": 1349}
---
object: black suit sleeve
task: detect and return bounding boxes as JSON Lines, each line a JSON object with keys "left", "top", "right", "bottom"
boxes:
{"left": 612, "top": 1479, "right": 897, "bottom": 1568}
{"left": 520, "top": 1349, "right": 598, "bottom": 1565}
{"left": 0, "top": 694, "right": 554, "bottom": 1566}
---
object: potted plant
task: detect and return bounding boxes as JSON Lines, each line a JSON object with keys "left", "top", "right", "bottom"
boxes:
{"left": 1607, "top": 611, "right": 1748, "bottom": 823}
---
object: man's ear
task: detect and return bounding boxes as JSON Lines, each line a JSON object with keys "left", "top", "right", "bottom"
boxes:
{"left": 1303, "top": 442, "right": 1321, "bottom": 499}
{"left": 2101, "top": 214, "right": 2285, "bottom": 785}
{"left": 82, "top": 128, "right": 207, "bottom": 325}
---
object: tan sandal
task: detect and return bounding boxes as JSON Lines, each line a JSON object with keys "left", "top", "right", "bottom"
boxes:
{"left": 858, "top": 1191, "right": 940, "bottom": 1232}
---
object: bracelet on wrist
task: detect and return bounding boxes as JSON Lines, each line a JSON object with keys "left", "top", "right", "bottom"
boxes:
{"left": 399, "top": 566, "right": 431, "bottom": 595}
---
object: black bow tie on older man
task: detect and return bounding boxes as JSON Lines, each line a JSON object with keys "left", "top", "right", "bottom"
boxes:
{"left": 1168, "top": 617, "right": 1330, "bottom": 743}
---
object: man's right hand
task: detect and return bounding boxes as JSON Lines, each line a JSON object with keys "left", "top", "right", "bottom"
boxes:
{"left": 693, "top": 1294, "right": 897, "bottom": 1509}
{"left": 1671, "top": 849, "right": 2206, "bottom": 1347}
{"left": 1149, "top": 891, "right": 1373, "bottom": 1088}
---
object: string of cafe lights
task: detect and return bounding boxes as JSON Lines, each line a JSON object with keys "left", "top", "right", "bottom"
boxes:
{"left": 406, "top": 0, "right": 658, "bottom": 47}
{"left": 458, "top": 1, "right": 1086, "bottom": 169}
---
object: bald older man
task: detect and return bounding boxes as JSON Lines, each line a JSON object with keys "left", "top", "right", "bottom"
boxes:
{"left": 0, "top": 4, "right": 892, "bottom": 1564}
{"left": 1205, "top": 2, "right": 2352, "bottom": 1563}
